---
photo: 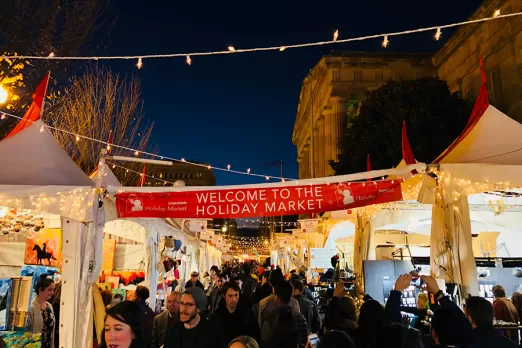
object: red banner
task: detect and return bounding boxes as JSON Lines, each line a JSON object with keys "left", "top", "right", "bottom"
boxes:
{"left": 115, "top": 180, "right": 402, "bottom": 219}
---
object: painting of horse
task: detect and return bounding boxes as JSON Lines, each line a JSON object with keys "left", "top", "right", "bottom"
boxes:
{"left": 24, "top": 228, "right": 62, "bottom": 267}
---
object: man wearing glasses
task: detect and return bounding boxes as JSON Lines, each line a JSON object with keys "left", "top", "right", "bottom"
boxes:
{"left": 164, "top": 287, "right": 225, "bottom": 348}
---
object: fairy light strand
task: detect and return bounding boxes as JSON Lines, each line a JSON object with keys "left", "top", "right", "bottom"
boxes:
{"left": 0, "top": 110, "right": 294, "bottom": 181}
{"left": 0, "top": 11, "right": 519, "bottom": 61}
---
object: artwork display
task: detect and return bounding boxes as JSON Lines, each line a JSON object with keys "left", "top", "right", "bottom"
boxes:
{"left": 24, "top": 228, "right": 62, "bottom": 267}
{"left": 0, "top": 331, "right": 41, "bottom": 347}
{"left": 110, "top": 271, "right": 145, "bottom": 286}
{"left": 106, "top": 276, "right": 120, "bottom": 290}
{"left": 111, "top": 289, "right": 126, "bottom": 301}
{"left": 0, "top": 278, "right": 12, "bottom": 330}
{"left": 125, "top": 290, "right": 136, "bottom": 302}
{"left": 101, "top": 239, "right": 116, "bottom": 272}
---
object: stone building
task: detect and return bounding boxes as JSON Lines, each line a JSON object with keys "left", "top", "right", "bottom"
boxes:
{"left": 144, "top": 162, "right": 216, "bottom": 186}
{"left": 292, "top": 52, "right": 434, "bottom": 179}
{"left": 433, "top": 0, "right": 522, "bottom": 120}
{"left": 294, "top": 0, "right": 522, "bottom": 179}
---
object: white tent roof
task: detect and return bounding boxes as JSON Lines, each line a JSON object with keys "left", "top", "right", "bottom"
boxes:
{"left": 0, "top": 120, "right": 93, "bottom": 186}
{"left": 438, "top": 105, "right": 522, "bottom": 164}
{"left": 89, "top": 166, "right": 121, "bottom": 187}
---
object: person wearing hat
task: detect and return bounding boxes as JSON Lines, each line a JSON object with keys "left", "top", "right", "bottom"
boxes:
{"left": 185, "top": 271, "right": 204, "bottom": 290}
{"left": 164, "top": 287, "right": 225, "bottom": 348}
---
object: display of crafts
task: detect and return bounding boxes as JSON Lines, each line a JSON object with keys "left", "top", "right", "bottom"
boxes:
{"left": 0, "top": 210, "right": 45, "bottom": 236}
{"left": 0, "top": 331, "right": 41, "bottom": 347}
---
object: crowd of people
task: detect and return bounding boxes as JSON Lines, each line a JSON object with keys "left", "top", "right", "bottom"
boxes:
{"left": 14, "top": 263, "right": 522, "bottom": 348}
{"left": 92, "top": 260, "right": 522, "bottom": 348}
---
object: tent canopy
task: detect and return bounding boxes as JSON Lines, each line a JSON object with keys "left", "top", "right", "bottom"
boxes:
{"left": 0, "top": 120, "right": 93, "bottom": 186}
{"left": 437, "top": 105, "right": 522, "bottom": 165}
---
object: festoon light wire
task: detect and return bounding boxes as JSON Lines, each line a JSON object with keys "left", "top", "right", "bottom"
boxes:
{"left": 0, "top": 110, "right": 295, "bottom": 180}
{"left": 1, "top": 11, "right": 519, "bottom": 61}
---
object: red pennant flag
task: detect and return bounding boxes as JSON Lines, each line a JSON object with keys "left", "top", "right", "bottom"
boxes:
{"left": 137, "top": 164, "right": 147, "bottom": 187}
{"left": 401, "top": 121, "right": 416, "bottom": 165}
{"left": 4, "top": 73, "right": 50, "bottom": 139}
{"left": 434, "top": 57, "right": 489, "bottom": 163}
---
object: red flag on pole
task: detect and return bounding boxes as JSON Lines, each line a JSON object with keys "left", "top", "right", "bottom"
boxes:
{"left": 137, "top": 164, "right": 147, "bottom": 187}
{"left": 4, "top": 72, "right": 51, "bottom": 139}
{"left": 401, "top": 121, "right": 416, "bottom": 165}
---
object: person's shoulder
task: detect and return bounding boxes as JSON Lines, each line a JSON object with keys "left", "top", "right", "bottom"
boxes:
{"left": 154, "top": 310, "right": 168, "bottom": 321}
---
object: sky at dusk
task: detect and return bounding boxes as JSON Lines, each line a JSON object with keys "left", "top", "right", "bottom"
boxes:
{"left": 103, "top": 0, "right": 484, "bottom": 186}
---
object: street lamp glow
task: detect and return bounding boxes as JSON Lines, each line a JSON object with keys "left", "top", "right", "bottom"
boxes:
{"left": 221, "top": 226, "right": 228, "bottom": 232}
{"left": 0, "top": 85, "right": 8, "bottom": 104}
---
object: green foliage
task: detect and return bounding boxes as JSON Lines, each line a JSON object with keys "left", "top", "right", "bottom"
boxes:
{"left": 331, "top": 77, "right": 473, "bottom": 175}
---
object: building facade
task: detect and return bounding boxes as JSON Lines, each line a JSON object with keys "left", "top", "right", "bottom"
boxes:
{"left": 433, "top": 0, "right": 522, "bottom": 120}
{"left": 293, "top": 52, "right": 434, "bottom": 179}
{"left": 145, "top": 162, "right": 216, "bottom": 186}
{"left": 294, "top": 0, "right": 522, "bottom": 180}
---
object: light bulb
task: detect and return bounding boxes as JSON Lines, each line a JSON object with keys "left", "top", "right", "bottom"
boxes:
{"left": 134, "top": 151, "right": 139, "bottom": 156}
{"left": 48, "top": 52, "right": 55, "bottom": 57}
{"left": 266, "top": 176, "right": 269, "bottom": 180}
{"left": 247, "top": 168, "right": 251, "bottom": 173}
{"left": 333, "top": 30, "right": 339, "bottom": 42}
{"left": 137, "top": 57, "right": 143, "bottom": 69}
{"left": 0, "top": 113, "right": 5, "bottom": 120}
{"left": 207, "top": 165, "right": 212, "bottom": 169}
{"left": 181, "top": 158, "right": 186, "bottom": 162}
{"left": 0, "top": 86, "right": 8, "bottom": 104}
{"left": 493, "top": 9, "right": 500, "bottom": 17}
{"left": 227, "top": 164, "right": 231, "bottom": 170}
{"left": 186, "top": 55, "right": 192, "bottom": 65}
{"left": 382, "top": 35, "right": 389, "bottom": 48}
{"left": 279, "top": 47, "right": 286, "bottom": 52}
{"left": 434, "top": 28, "right": 442, "bottom": 41}
{"left": 228, "top": 46, "right": 236, "bottom": 52}
{"left": 75, "top": 135, "right": 80, "bottom": 142}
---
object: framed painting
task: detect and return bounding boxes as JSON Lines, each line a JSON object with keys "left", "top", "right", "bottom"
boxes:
{"left": 24, "top": 228, "right": 62, "bottom": 267}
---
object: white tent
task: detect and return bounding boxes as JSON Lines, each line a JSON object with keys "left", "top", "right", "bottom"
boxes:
{"left": 0, "top": 120, "right": 101, "bottom": 347}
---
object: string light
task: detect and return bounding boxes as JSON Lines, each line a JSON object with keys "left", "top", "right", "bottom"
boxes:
{"left": 227, "top": 164, "right": 231, "bottom": 170}
{"left": 186, "top": 55, "right": 192, "bottom": 65}
{"left": 279, "top": 47, "right": 286, "bottom": 52}
{"left": 48, "top": 52, "right": 55, "bottom": 57}
{"left": 2, "top": 12, "right": 520, "bottom": 62}
{"left": 136, "top": 57, "right": 143, "bottom": 69}
{"left": 333, "top": 30, "right": 339, "bottom": 42}
{"left": 0, "top": 113, "right": 5, "bottom": 120}
{"left": 247, "top": 168, "right": 251, "bottom": 174}
{"left": 493, "top": 9, "right": 501, "bottom": 17}
{"left": 434, "top": 27, "right": 442, "bottom": 41}
{"left": 75, "top": 135, "right": 80, "bottom": 142}
{"left": 134, "top": 151, "right": 139, "bottom": 156}
{"left": 382, "top": 35, "right": 389, "bottom": 48}
{"left": 39, "top": 125, "right": 45, "bottom": 133}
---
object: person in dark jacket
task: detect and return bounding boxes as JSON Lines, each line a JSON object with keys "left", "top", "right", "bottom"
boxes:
{"left": 212, "top": 281, "right": 260, "bottom": 344}
{"left": 134, "top": 286, "right": 155, "bottom": 348}
{"left": 185, "top": 271, "right": 204, "bottom": 290}
{"left": 290, "top": 278, "right": 321, "bottom": 334}
{"left": 465, "top": 296, "right": 518, "bottom": 348}
{"left": 164, "top": 287, "right": 225, "bottom": 348}
{"left": 240, "top": 265, "right": 258, "bottom": 307}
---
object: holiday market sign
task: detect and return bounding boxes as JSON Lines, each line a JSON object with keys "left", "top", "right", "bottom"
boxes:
{"left": 115, "top": 180, "right": 402, "bottom": 219}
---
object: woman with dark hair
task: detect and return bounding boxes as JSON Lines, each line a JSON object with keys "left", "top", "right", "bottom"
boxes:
{"left": 100, "top": 301, "right": 145, "bottom": 348}
{"left": 29, "top": 274, "right": 56, "bottom": 348}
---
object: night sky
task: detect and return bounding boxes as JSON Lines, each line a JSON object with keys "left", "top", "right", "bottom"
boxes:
{"left": 104, "top": 0, "right": 484, "bottom": 186}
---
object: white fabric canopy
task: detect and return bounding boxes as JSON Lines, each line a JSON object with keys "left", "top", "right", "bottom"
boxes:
{"left": 439, "top": 105, "right": 522, "bottom": 164}
{"left": 0, "top": 120, "right": 93, "bottom": 186}
{"left": 89, "top": 166, "right": 121, "bottom": 187}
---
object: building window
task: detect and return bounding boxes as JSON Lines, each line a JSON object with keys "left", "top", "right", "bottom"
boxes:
{"left": 159, "top": 173, "right": 163, "bottom": 179}
{"left": 354, "top": 70, "right": 362, "bottom": 81}
{"left": 491, "top": 68, "right": 504, "bottom": 107}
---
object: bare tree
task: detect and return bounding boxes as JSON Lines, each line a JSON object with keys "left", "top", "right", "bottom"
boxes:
{"left": 44, "top": 67, "right": 154, "bottom": 185}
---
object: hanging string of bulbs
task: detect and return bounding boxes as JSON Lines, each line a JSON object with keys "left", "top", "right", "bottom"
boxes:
{"left": 0, "top": 111, "right": 295, "bottom": 181}
{"left": 0, "top": 9, "right": 514, "bottom": 66}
